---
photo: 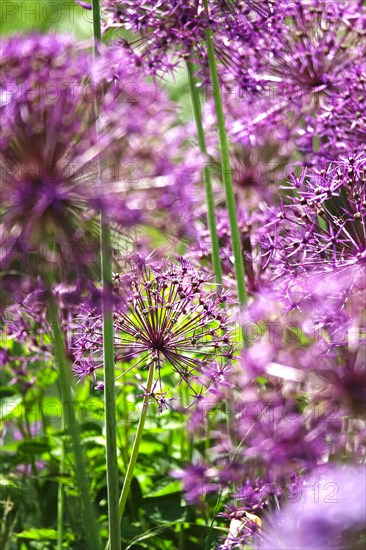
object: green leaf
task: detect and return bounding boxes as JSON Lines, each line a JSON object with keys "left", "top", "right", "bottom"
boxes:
{"left": 18, "top": 439, "right": 51, "bottom": 455}
{"left": 146, "top": 481, "right": 182, "bottom": 498}
{"left": 142, "top": 492, "right": 184, "bottom": 524}
{"left": 15, "top": 528, "right": 75, "bottom": 542}
{"left": 15, "top": 528, "right": 58, "bottom": 541}
{"left": 0, "top": 386, "right": 17, "bottom": 398}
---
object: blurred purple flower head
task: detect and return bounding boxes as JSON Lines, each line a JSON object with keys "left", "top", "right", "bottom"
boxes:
{"left": 171, "top": 462, "right": 219, "bottom": 504}
{"left": 299, "top": 65, "right": 366, "bottom": 162}
{"left": 189, "top": 206, "right": 262, "bottom": 292}
{"left": 75, "top": 0, "right": 92, "bottom": 8}
{"left": 0, "top": 34, "right": 182, "bottom": 283}
{"left": 260, "top": 464, "right": 366, "bottom": 550}
{"left": 202, "top": 92, "right": 294, "bottom": 207}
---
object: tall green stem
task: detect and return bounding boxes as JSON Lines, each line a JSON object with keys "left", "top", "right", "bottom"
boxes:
{"left": 202, "top": 5, "right": 248, "bottom": 318}
{"left": 92, "top": 0, "right": 102, "bottom": 44}
{"left": 186, "top": 60, "right": 223, "bottom": 287}
{"left": 101, "top": 219, "right": 121, "bottom": 550}
{"left": 47, "top": 299, "right": 102, "bottom": 550}
{"left": 106, "top": 360, "right": 155, "bottom": 549}
{"left": 92, "top": 0, "right": 121, "bottom": 548}
{"left": 56, "top": 412, "right": 65, "bottom": 550}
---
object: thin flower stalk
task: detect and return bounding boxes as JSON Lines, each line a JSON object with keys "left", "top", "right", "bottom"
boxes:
{"left": 56, "top": 413, "right": 65, "bottom": 550}
{"left": 202, "top": 0, "right": 248, "bottom": 342}
{"left": 118, "top": 359, "right": 155, "bottom": 525}
{"left": 92, "top": 1, "right": 120, "bottom": 549}
{"left": 186, "top": 59, "right": 223, "bottom": 287}
{"left": 47, "top": 296, "right": 102, "bottom": 550}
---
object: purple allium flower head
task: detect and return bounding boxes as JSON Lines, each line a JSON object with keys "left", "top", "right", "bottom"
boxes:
{"left": 229, "top": 478, "right": 283, "bottom": 515}
{"left": 218, "top": 477, "right": 286, "bottom": 550}
{"left": 299, "top": 65, "right": 366, "bottom": 162}
{"left": 258, "top": 0, "right": 366, "bottom": 110}
{"left": 102, "top": 0, "right": 216, "bottom": 74}
{"left": 171, "top": 462, "right": 219, "bottom": 504}
{"left": 202, "top": 93, "right": 294, "bottom": 208}
{"left": 102, "top": 0, "right": 273, "bottom": 86}
{"left": 260, "top": 464, "right": 366, "bottom": 550}
{"left": 264, "top": 156, "right": 366, "bottom": 279}
{"left": 189, "top": 206, "right": 263, "bottom": 293}
{"left": 0, "top": 34, "right": 178, "bottom": 282}
{"left": 73, "top": 259, "right": 234, "bottom": 402}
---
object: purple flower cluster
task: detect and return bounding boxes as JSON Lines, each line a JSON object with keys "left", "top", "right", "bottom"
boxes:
{"left": 102, "top": 0, "right": 275, "bottom": 85}
{"left": 264, "top": 155, "right": 366, "bottom": 278}
{"left": 1, "top": 1, "right": 366, "bottom": 548}
{"left": 260, "top": 465, "right": 366, "bottom": 550}
{"left": 0, "top": 34, "right": 196, "bottom": 289}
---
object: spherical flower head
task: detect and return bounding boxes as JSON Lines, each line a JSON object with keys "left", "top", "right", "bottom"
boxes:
{"left": 189, "top": 206, "right": 264, "bottom": 292}
{"left": 202, "top": 92, "right": 294, "bottom": 208}
{"left": 259, "top": 0, "right": 366, "bottom": 109}
{"left": 260, "top": 465, "right": 366, "bottom": 550}
{"left": 0, "top": 34, "right": 177, "bottom": 283}
{"left": 299, "top": 65, "right": 366, "bottom": 161}
{"left": 171, "top": 462, "right": 219, "bottom": 504}
{"left": 73, "top": 259, "right": 234, "bottom": 404}
{"left": 102, "top": 0, "right": 216, "bottom": 73}
{"left": 102, "top": 0, "right": 273, "bottom": 87}
{"left": 264, "top": 155, "right": 366, "bottom": 280}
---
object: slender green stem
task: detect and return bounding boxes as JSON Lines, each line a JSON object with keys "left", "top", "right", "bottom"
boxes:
{"left": 105, "top": 361, "right": 155, "bottom": 549}
{"left": 91, "top": 1, "right": 121, "bottom": 548}
{"left": 47, "top": 299, "right": 102, "bottom": 550}
{"left": 186, "top": 60, "right": 223, "bottom": 287}
{"left": 92, "top": 0, "right": 102, "bottom": 44}
{"left": 101, "top": 219, "right": 121, "bottom": 550}
{"left": 202, "top": 6, "right": 248, "bottom": 323}
{"left": 109, "top": 360, "right": 155, "bottom": 547}
{"left": 56, "top": 412, "right": 65, "bottom": 550}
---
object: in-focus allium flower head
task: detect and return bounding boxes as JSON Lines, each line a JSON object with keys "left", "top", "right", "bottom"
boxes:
{"left": 264, "top": 155, "right": 366, "bottom": 280}
{"left": 0, "top": 34, "right": 175, "bottom": 283}
{"left": 299, "top": 65, "right": 366, "bottom": 161}
{"left": 103, "top": 0, "right": 215, "bottom": 73}
{"left": 260, "top": 0, "right": 366, "bottom": 109}
{"left": 73, "top": 259, "right": 234, "bottom": 403}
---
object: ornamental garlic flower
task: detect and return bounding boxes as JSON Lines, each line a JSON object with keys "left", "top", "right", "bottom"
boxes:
{"left": 102, "top": 0, "right": 273, "bottom": 89}
{"left": 260, "top": 465, "right": 366, "bottom": 550}
{"left": 264, "top": 156, "right": 366, "bottom": 278}
{"left": 103, "top": 0, "right": 218, "bottom": 73}
{"left": 73, "top": 259, "right": 234, "bottom": 403}
{"left": 258, "top": 0, "right": 366, "bottom": 109}
{"left": 299, "top": 65, "right": 366, "bottom": 161}
{"left": 0, "top": 34, "right": 178, "bottom": 282}
{"left": 189, "top": 206, "right": 261, "bottom": 292}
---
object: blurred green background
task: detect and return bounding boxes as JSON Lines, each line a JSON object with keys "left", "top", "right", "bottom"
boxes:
{"left": 0, "top": 0, "right": 93, "bottom": 38}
